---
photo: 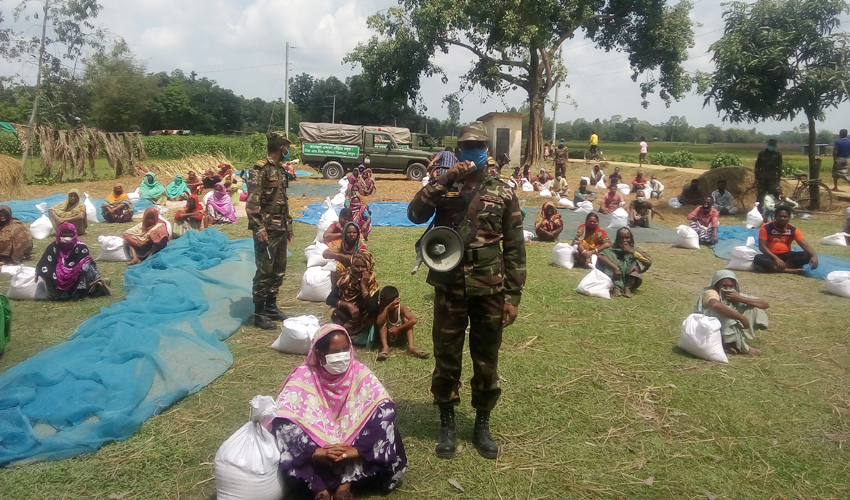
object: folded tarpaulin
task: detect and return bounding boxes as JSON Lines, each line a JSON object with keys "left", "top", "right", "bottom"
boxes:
{"left": 296, "top": 201, "right": 430, "bottom": 228}
{"left": 0, "top": 122, "right": 18, "bottom": 135}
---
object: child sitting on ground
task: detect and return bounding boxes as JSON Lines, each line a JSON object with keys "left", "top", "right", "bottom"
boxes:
{"left": 376, "top": 286, "right": 429, "bottom": 361}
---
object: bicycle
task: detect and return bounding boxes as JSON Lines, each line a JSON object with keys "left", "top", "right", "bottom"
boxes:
{"left": 584, "top": 147, "right": 605, "bottom": 161}
{"left": 789, "top": 172, "right": 833, "bottom": 212}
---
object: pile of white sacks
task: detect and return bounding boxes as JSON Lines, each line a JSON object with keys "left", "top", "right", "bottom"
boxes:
{"left": 297, "top": 198, "right": 341, "bottom": 303}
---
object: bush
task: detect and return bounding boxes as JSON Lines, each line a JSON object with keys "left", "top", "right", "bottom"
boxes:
{"left": 0, "top": 131, "right": 23, "bottom": 156}
{"left": 710, "top": 152, "right": 742, "bottom": 169}
{"left": 650, "top": 150, "right": 695, "bottom": 168}
{"left": 618, "top": 153, "right": 638, "bottom": 163}
{"left": 141, "top": 134, "right": 269, "bottom": 162}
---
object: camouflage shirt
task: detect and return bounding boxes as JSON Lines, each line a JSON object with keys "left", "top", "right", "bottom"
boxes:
{"left": 754, "top": 150, "right": 783, "bottom": 182}
{"left": 553, "top": 146, "right": 569, "bottom": 164}
{"left": 246, "top": 157, "right": 292, "bottom": 232}
{"left": 408, "top": 173, "right": 526, "bottom": 306}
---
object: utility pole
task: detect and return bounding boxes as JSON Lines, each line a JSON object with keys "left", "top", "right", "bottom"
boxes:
{"left": 332, "top": 95, "right": 336, "bottom": 123}
{"left": 551, "top": 48, "right": 561, "bottom": 145}
{"left": 284, "top": 43, "right": 296, "bottom": 138}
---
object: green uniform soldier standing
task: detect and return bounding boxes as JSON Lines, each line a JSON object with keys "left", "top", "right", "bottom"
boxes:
{"left": 754, "top": 138, "right": 783, "bottom": 213}
{"left": 408, "top": 123, "right": 526, "bottom": 460}
{"left": 553, "top": 140, "right": 569, "bottom": 178}
{"left": 246, "top": 132, "right": 293, "bottom": 330}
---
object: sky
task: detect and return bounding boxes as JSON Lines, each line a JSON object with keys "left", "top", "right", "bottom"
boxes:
{"left": 4, "top": 0, "right": 850, "bottom": 135}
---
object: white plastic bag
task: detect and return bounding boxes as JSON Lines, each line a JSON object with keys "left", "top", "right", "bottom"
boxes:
{"left": 271, "top": 315, "right": 320, "bottom": 355}
{"left": 330, "top": 192, "right": 346, "bottom": 207}
{"left": 315, "top": 199, "right": 340, "bottom": 244}
{"left": 552, "top": 242, "right": 576, "bottom": 269}
{"left": 580, "top": 176, "right": 590, "bottom": 184}
{"left": 539, "top": 189, "right": 552, "bottom": 198}
{"left": 83, "top": 192, "right": 98, "bottom": 224}
{"left": 668, "top": 197, "right": 682, "bottom": 208}
{"left": 422, "top": 174, "right": 430, "bottom": 187}
{"left": 608, "top": 207, "right": 629, "bottom": 229}
{"left": 214, "top": 395, "right": 285, "bottom": 500}
{"left": 6, "top": 266, "right": 47, "bottom": 300}
{"left": 338, "top": 177, "right": 349, "bottom": 191}
{"left": 575, "top": 200, "right": 594, "bottom": 215}
{"left": 678, "top": 313, "right": 728, "bottom": 363}
{"left": 523, "top": 230, "right": 535, "bottom": 242}
{"left": 127, "top": 188, "right": 140, "bottom": 201}
{"left": 820, "top": 232, "right": 849, "bottom": 247}
{"left": 97, "top": 235, "right": 129, "bottom": 262}
{"left": 746, "top": 202, "right": 763, "bottom": 229}
{"left": 641, "top": 187, "right": 652, "bottom": 199}
{"left": 617, "top": 183, "right": 630, "bottom": 196}
{"left": 296, "top": 266, "right": 333, "bottom": 302}
{"left": 304, "top": 243, "right": 331, "bottom": 267}
{"left": 825, "top": 271, "right": 850, "bottom": 298}
{"left": 675, "top": 224, "right": 700, "bottom": 249}
{"left": 30, "top": 202, "right": 53, "bottom": 240}
{"left": 558, "top": 197, "right": 575, "bottom": 208}
{"left": 595, "top": 178, "right": 607, "bottom": 190}
{"left": 521, "top": 179, "right": 534, "bottom": 192}
{"left": 576, "top": 255, "right": 612, "bottom": 299}
{"left": 726, "top": 236, "right": 759, "bottom": 271}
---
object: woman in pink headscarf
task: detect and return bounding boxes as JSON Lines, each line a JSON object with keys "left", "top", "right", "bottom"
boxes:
{"left": 347, "top": 195, "right": 372, "bottom": 241}
{"left": 204, "top": 182, "right": 237, "bottom": 224}
{"left": 36, "top": 222, "right": 110, "bottom": 300}
{"left": 269, "top": 324, "right": 407, "bottom": 500}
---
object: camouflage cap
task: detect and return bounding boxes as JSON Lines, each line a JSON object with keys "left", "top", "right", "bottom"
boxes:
{"left": 457, "top": 123, "right": 489, "bottom": 143}
{"left": 267, "top": 131, "right": 291, "bottom": 149}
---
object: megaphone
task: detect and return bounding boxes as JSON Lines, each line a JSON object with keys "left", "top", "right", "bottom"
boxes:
{"left": 412, "top": 226, "right": 464, "bottom": 274}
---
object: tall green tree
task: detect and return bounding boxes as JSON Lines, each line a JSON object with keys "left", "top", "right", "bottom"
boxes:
{"left": 701, "top": 0, "right": 850, "bottom": 208}
{"left": 346, "top": 0, "right": 695, "bottom": 167}
{"left": 84, "top": 41, "right": 155, "bottom": 131}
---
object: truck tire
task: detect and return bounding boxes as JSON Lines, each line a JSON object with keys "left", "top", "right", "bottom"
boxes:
{"left": 406, "top": 162, "right": 427, "bottom": 181}
{"left": 322, "top": 161, "right": 344, "bottom": 180}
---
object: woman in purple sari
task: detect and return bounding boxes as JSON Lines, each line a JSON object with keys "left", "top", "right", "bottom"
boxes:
{"left": 269, "top": 324, "right": 407, "bottom": 500}
{"left": 204, "top": 182, "right": 237, "bottom": 224}
{"left": 36, "top": 223, "right": 109, "bottom": 300}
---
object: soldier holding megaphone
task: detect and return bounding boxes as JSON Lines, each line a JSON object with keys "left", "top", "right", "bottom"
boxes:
{"left": 408, "top": 123, "right": 527, "bottom": 460}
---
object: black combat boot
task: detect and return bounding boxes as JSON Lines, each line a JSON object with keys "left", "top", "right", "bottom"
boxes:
{"left": 265, "top": 298, "right": 288, "bottom": 321}
{"left": 253, "top": 303, "right": 276, "bottom": 330}
{"left": 435, "top": 405, "right": 457, "bottom": 459}
{"left": 472, "top": 410, "right": 499, "bottom": 459}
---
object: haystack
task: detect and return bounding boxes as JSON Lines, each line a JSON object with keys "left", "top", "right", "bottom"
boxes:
{"left": 146, "top": 154, "right": 230, "bottom": 178}
{"left": 0, "top": 154, "right": 26, "bottom": 200}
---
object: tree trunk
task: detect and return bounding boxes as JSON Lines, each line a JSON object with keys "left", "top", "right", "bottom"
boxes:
{"left": 21, "top": 0, "right": 50, "bottom": 176}
{"left": 806, "top": 113, "right": 819, "bottom": 210}
{"left": 523, "top": 51, "right": 545, "bottom": 170}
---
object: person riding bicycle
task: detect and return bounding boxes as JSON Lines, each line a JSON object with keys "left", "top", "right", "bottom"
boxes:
{"left": 589, "top": 131, "right": 599, "bottom": 158}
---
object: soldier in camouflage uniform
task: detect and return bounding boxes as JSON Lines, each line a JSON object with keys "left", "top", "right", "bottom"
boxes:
{"left": 553, "top": 140, "right": 569, "bottom": 179}
{"left": 408, "top": 123, "right": 526, "bottom": 460}
{"left": 246, "top": 132, "right": 293, "bottom": 330}
{"left": 754, "top": 139, "right": 783, "bottom": 213}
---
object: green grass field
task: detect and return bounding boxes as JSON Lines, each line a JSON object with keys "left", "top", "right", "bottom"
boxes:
{"left": 1, "top": 207, "right": 849, "bottom": 498}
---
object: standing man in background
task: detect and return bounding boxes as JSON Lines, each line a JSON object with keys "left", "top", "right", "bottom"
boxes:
{"left": 428, "top": 147, "right": 459, "bottom": 177}
{"left": 246, "top": 132, "right": 293, "bottom": 330}
{"left": 589, "top": 130, "right": 599, "bottom": 157}
{"left": 639, "top": 136, "right": 648, "bottom": 165}
{"left": 832, "top": 129, "right": 850, "bottom": 191}
{"left": 408, "top": 123, "right": 526, "bottom": 461}
{"left": 553, "top": 140, "right": 569, "bottom": 179}
{"left": 754, "top": 139, "right": 783, "bottom": 213}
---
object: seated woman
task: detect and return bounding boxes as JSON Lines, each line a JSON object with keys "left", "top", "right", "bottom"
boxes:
{"left": 123, "top": 207, "right": 169, "bottom": 265}
{"left": 694, "top": 270, "right": 769, "bottom": 356}
{"left": 533, "top": 169, "right": 553, "bottom": 191}
{"left": 589, "top": 164, "right": 605, "bottom": 185}
{"left": 323, "top": 208, "right": 353, "bottom": 245}
{"left": 101, "top": 184, "right": 135, "bottom": 223}
{"left": 361, "top": 168, "right": 376, "bottom": 197}
{"left": 323, "top": 222, "right": 367, "bottom": 285}
{"left": 687, "top": 197, "right": 720, "bottom": 245}
{"left": 165, "top": 174, "right": 191, "bottom": 202}
{"left": 269, "top": 324, "right": 407, "bottom": 500}
{"left": 346, "top": 170, "right": 364, "bottom": 198}
{"left": 36, "top": 223, "right": 109, "bottom": 300}
{"left": 0, "top": 205, "right": 34, "bottom": 264}
{"left": 754, "top": 205, "right": 818, "bottom": 274}
{"left": 138, "top": 172, "right": 168, "bottom": 205}
{"left": 173, "top": 195, "right": 208, "bottom": 238}
{"left": 632, "top": 170, "right": 648, "bottom": 193}
{"left": 573, "top": 179, "right": 597, "bottom": 205}
{"left": 326, "top": 251, "right": 380, "bottom": 348}
{"left": 598, "top": 227, "right": 652, "bottom": 298}
{"left": 218, "top": 163, "right": 242, "bottom": 205}
{"left": 535, "top": 202, "right": 564, "bottom": 241}
{"left": 185, "top": 170, "right": 202, "bottom": 196}
{"left": 49, "top": 189, "right": 88, "bottom": 235}
{"left": 204, "top": 183, "right": 238, "bottom": 224}
{"left": 348, "top": 195, "right": 372, "bottom": 241}
{"left": 572, "top": 212, "right": 612, "bottom": 268}
{"left": 202, "top": 167, "right": 222, "bottom": 191}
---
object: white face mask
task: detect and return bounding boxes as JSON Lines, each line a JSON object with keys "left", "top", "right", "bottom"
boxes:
{"left": 720, "top": 287, "right": 736, "bottom": 294}
{"left": 322, "top": 351, "right": 350, "bottom": 375}
{"left": 60, "top": 236, "right": 74, "bottom": 243}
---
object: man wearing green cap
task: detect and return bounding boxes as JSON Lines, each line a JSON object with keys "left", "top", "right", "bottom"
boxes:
{"left": 408, "top": 123, "right": 527, "bottom": 460}
{"left": 246, "top": 132, "right": 293, "bottom": 329}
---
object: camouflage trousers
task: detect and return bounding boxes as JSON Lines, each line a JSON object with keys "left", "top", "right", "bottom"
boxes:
{"left": 431, "top": 288, "right": 504, "bottom": 411}
{"left": 555, "top": 162, "right": 566, "bottom": 179}
{"left": 252, "top": 229, "right": 288, "bottom": 304}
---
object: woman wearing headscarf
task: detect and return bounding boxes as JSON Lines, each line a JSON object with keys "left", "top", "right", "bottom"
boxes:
{"left": 138, "top": 171, "right": 167, "bottom": 205}
{"left": 173, "top": 194, "right": 207, "bottom": 238}
{"left": 36, "top": 223, "right": 109, "bottom": 300}
{"left": 347, "top": 195, "right": 372, "bottom": 241}
{"left": 49, "top": 189, "right": 88, "bottom": 235}
{"left": 535, "top": 202, "right": 563, "bottom": 242}
{"left": 202, "top": 167, "right": 222, "bottom": 191}
{"left": 165, "top": 174, "right": 191, "bottom": 201}
{"left": 100, "top": 184, "right": 135, "bottom": 223}
{"left": 0, "top": 205, "right": 34, "bottom": 264}
{"left": 218, "top": 163, "right": 242, "bottom": 205}
{"left": 361, "top": 168, "right": 376, "bottom": 197}
{"left": 572, "top": 212, "right": 612, "bottom": 268}
{"left": 185, "top": 170, "right": 202, "bottom": 196}
{"left": 694, "top": 270, "right": 769, "bottom": 356}
{"left": 268, "top": 324, "right": 407, "bottom": 500}
{"left": 203, "top": 182, "right": 237, "bottom": 224}
{"left": 597, "top": 227, "right": 652, "bottom": 298}
{"left": 346, "top": 169, "right": 364, "bottom": 198}
{"left": 327, "top": 250, "right": 380, "bottom": 348}
{"left": 123, "top": 207, "right": 169, "bottom": 265}
{"left": 533, "top": 168, "right": 553, "bottom": 191}
{"left": 323, "top": 222, "right": 367, "bottom": 285}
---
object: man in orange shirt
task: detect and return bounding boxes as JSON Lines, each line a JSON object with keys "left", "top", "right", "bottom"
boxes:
{"left": 753, "top": 206, "right": 818, "bottom": 274}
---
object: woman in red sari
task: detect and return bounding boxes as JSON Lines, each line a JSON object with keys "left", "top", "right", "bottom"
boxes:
{"left": 572, "top": 212, "right": 612, "bottom": 268}
{"left": 535, "top": 202, "right": 564, "bottom": 241}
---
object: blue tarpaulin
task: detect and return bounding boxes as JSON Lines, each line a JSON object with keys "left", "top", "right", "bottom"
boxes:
{"left": 296, "top": 201, "right": 430, "bottom": 228}
{"left": 0, "top": 194, "right": 153, "bottom": 223}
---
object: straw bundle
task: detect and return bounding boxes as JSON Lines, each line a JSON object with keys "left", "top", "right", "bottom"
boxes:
{"left": 0, "top": 154, "right": 26, "bottom": 199}
{"left": 146, "top": 154, "right": 230, "bottom": 178}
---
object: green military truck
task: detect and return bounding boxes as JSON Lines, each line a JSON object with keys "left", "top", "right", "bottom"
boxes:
{"left": 299, "top": 122, "right": 434, "bottom": 180}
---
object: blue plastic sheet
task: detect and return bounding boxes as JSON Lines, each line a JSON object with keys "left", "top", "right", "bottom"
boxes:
{"left": 0, "top": 194, "right": 153, "bottom": 223}
{"left": 296, "top": 201, "right": 430, "bottom": 228}
{"left": 713, "top": 225, "right": 850, "bottom": 280}
{"left": 294, "top": 169, "right": 315, "bottom": 178}
{"left": 0, "top": 229, "right": 255, "bottom": 466}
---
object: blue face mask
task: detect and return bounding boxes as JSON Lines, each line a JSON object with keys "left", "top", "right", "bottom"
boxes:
{"left": 766, "top": 145, "right": 775, "bottom": 152}
{"left": 459, "top": 148, "right": 488, "bottom": 169}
